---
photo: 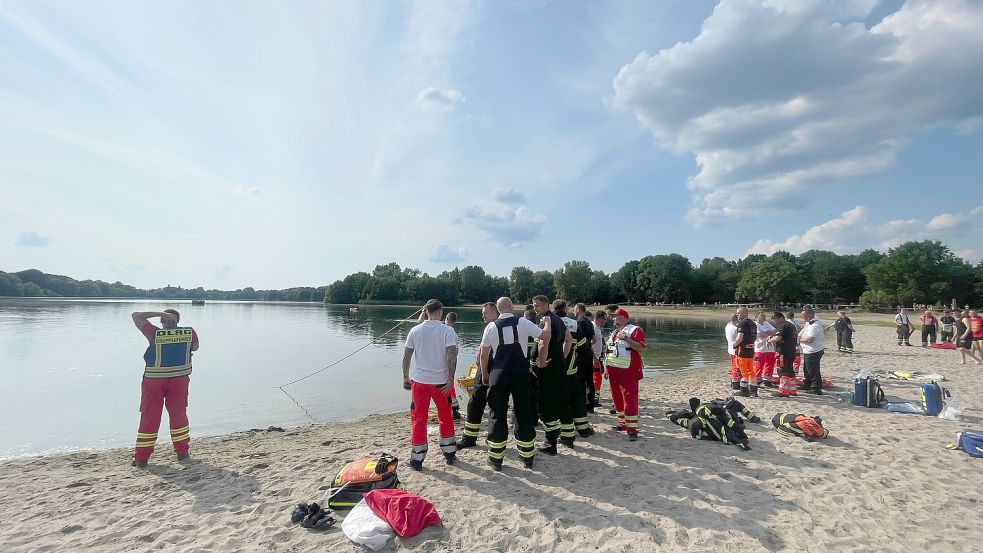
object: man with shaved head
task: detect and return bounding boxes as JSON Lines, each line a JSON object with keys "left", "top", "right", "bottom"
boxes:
{"left": 477, "top": 297, "right": 545, "bottom": 470}
{"left": 731, "top": 306, "right": 758, "bottom": 397}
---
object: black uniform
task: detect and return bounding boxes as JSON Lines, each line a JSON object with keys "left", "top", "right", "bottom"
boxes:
{"left": 485, "top": 317, "right": 537, "bottom": 467}
{"left": 834, "top": 316, "right": 854, "bottom": 353}
{"left": 735, "top": 318, "right": 757, "bottom": 396}
{"left": 538, "top": 311, "right": 570, "bottom": 446}
{"left": 460, "top": 349, "right": 491, "bottom": 445}
{"left": 666, "top": 397, "right": 757, "bottom": 450}
{"left": 775, "top": 321, "right": 798, "bottom": 378}
{"left": 896, "top": 314, "right": 912, "bottom": 346}
{"left": 576, "top": 316, "right": 596, "bottom": 409}
{"left": 940, "top": 315, "right": 956, "bottom": 343}
{"left": 564, "top": 318, "right": 593, "bottom": 438}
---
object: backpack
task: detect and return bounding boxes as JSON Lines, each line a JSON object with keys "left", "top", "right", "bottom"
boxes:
{"left": 853, "top": 376, "right": 885, "bottom": 408}
{"left": 946, "top": 430, "right": 983, "bottom": 458}
{"left": 772, "top": 413, "right": 829, "bottom": 441}
{"left": 920, "top": 381, "right": 951, "bottom": 416}
{"left": 326, "top": 454, "right": 401, "bottom": 510}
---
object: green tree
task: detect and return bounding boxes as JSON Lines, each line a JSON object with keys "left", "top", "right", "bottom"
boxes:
{"left": 864, "top": 240, "right": 975, "bottom": 306}
{"left": 610, "top": 260, "right": 640, "bottom": 303}
{"left": 532, "top": 271, "right": 555, "bottom": 300}
{"left": 692, "top": 257, "right": 740, "bottom": 304}
{"left": 0, "top": 272, "right": 24, "bottom": 296}
{"left": 509, "top": 266, "right": 536, "bottom": 303}
{"left": 735, "top": 257, "right": 803, "bottom": 304}
{"left": 587, "top": 270, "right": 611, "bottom": 304}
{"left": 459, "top": 266, "right": 490, "bottom": 302}
{"left": 553, "top": 260, "right": 592, "bottom": 303}
{"left": 636, "top": 254, "right": 693, "bottom": 303}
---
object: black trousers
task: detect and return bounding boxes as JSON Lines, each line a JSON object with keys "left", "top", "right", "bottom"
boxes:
{"left": 461, "top": 384, "right": 488, "bottom": 438}
{"left": 777, "top": 349, "right": 796, "bottom": 377}
{"left": 575, "top": 355, "right": 595, "bottom": 407}
{"left": 896, "top": 325, "right": 911, "bottom": 344}
{"left": 486, "top": 368, "right": 537, "bottom": 462}
{"left": 921, "top": 326, "right": 936, "bottom": 345}
{"left": 537, "top": 364, "right": 568, "bottom": 444}
{"left": 941, "top": 329, "right": 954, "bottom": 343}
{"left": 565, "top": 372, "right": 591, "bottom": 436}
{"left": 837, "top": 330, "right": 853, "bottom": 351}
{"left": 802, "top": 350, "right": 824, "bottom": 391}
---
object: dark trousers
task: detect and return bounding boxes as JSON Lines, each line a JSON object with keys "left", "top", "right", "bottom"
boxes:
{"left": 566, "top": 372, "right": 592, "bottom": 436}
{"left": 921, "top": 326, "right": 936, "bottom": 346}
{"left": 802, "top": 350, "right": 824, "bottom": 391}
{"left": 576, "top": 356, "right": 596, "bottom": 408}
{"left": 461, "top": 384, "right": 488, "bottom": 438}
{"left": 896, "top": 325, "right": 911, "bottom": 345}
{"left": 837, "top": 330, "right": 854, "bottom": 352}
{"left": 941, "top": 329, "right": 954, "bottom": 343}
{"left": 537, "top": 364, "right": 568, "bottom": 444}
{"left": 486, "top": 368, "right": 537, "bottom": 462}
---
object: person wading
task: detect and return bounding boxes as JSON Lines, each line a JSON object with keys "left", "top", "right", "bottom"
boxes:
{"left": 401, "top": 300, "right": 459, "bottom": 470}
{"left": 131, "top": 309, "right": 199, "bottom": 467}
{"left": 532, "top": 295, "right": 572, "bottom": 455}
{"left": 480, "top": 297, "right": 544, "bottom": 470}
{"left": 457, "top": 302, "right": 500, "bottom": 449}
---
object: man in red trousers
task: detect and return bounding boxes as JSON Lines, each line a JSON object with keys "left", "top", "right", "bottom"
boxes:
{"left": 605, "top": 308, "right": 646, "bottom": 441}
{"left": 131, "top": 309, "right": 199, "bottom": 467}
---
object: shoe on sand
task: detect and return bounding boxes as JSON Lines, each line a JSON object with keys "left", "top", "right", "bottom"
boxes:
{"left": 131, "top": 459, "right": 148, "bottom": 468}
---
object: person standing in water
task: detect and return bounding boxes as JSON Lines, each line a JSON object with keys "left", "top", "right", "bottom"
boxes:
{"left": 130, "top": 309, "right": 199, "bottom": 468}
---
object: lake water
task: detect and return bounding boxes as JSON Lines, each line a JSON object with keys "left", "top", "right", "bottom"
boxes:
{"left": 0, "top": 299, "right": 728, "bottom": 458}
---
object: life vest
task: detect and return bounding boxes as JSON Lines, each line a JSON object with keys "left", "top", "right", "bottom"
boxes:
{"left": 143, "top": 326, "right": 194, "bottom": 378}
{"left": 605, "top": 324, "right": 639, "bottom": 368}
{"left": 772, "top": 413, "right": 829, "bottom": 441}
{"left": 326, "top": 454, "right": 401, "bottom": 510}
{"left": 562, "top": 316, "right": 586, "bottom": 375}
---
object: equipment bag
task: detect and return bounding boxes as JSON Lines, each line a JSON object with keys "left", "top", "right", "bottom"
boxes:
{"left": 772, "top": 413, "right": 829, "bottom": 441}
{"left": 920, "top": 381, "right": 950, "bottom": 416}
{"left": 326, "top": 454, "right": 401, "bottom": 510}
{"left": 946, "top": 430, "right": 983, "bottom": 458}
{"left": 853, "top": 377, "right": 884, "bottom": 408}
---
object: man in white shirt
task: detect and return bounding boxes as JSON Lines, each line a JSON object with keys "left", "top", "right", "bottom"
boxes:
{"left": 725, "top": 314, "right": 739, "bottom": 390}
{"left": 895, "top": 308, "right": 914, "bottom": 346}
{"left": 754, "top": 311, "right": 778, "bottom": 387}
{"left": 402, "top": 299, "right": 459, "bottom": 470}
{"left": 479, "top": 297, "right": 545, "bottom": 470}
{"left": 798, "top": 307, "right": 825, "bottom": 395}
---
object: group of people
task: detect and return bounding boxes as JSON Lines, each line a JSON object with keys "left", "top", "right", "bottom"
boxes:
{"left": 894, "top": 307, "right": 983, "bottom": 364}
{"left": 724, "top": 307, "right": 826, "bottom": 398}
{"left": 401, "top": 298, "right": 645, "bottom": 471}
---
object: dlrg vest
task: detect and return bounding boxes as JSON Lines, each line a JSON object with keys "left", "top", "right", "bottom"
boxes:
{"left": 144, "top": 327, "right": 194, "bottom": 378}
{"left": 605, "top": 324, "right": 639, "bottom": 369}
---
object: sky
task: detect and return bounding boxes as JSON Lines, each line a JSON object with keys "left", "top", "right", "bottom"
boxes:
{"left": 1, "top": 0, "right": 981, "bottom": 290}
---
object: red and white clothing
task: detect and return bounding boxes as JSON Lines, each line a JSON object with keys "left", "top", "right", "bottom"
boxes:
{"left": 404, "top": 321, "right": 458, "bottom": 463}
{"left": 607, "top": 324, "right": 645, "bottom": 436}
{"left": 754, "top": 321, "right": 777, "bottom": 384}
{"left": 134, "top": 322, "right": 199, "bottom": 462}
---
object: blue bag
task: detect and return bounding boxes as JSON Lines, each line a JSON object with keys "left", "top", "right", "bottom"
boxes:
{"left": 920, "top": 381, "right": 950, "bottom": 416}
{"left": 947, "top": 430, "right": 983, "bottom": 458}
{"left": 853, "top": 378, "right": 867, "bottom": 407}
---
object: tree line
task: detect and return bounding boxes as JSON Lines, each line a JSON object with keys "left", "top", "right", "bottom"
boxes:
{"left": 324, "top": 241, "right": 983, "bottom": 309}
{"left": 3, "top": 240, "right": 980, "bottom": 308}
{"left": 0, "top": 269, "right": 326, "bottom": 302}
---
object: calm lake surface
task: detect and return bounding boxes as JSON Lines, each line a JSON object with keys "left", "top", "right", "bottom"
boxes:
{"left": 0, "top": 299, "right": 728, "bottom": 458}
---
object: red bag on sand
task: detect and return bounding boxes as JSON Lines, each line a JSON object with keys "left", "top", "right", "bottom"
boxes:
{"left": 363, "top": 489, "right": 441, "bottom": 538}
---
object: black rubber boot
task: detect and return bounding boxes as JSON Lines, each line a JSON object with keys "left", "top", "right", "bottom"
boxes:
{"left": 538, "top": 442, "right": 558, "bottom": 456}
{"left": 559, "top": 437, "right": 575, "bottom": 449}
{"left": 749, "top": 386, "right": 759, "bottom": 398}
{"left": 738, "top": 385, "right": 750, "bottom": 398}
{"left": 731, "top": 381, "right": 741, "bottom": 390}
{"left": 456, "top": 436, "right": 477, "bottom": 449}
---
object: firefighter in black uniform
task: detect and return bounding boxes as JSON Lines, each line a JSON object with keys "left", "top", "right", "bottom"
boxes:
{"left": 555, "top": 300, "right": 594, "bottom": 440}
{"left": 457, "top": 302, "right": 500, "bottom": 449}
{"left": 481, "top": 297, "right": 543, "bottom": 470}
{"left": 532, "top": 295, "right": 572, "bottom": 455}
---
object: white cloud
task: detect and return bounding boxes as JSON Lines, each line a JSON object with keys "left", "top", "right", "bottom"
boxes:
{"left": 612, "top": 0, "right": 983, "bottom": 226}
{"left": 214, "top": 265, "right": 234, "bottom": 279}
{"left": 235, "top": 186, "right": 263, "bottom": 194}
{"left": 416, "top": 87, "right": 465, "bottom": 112}
{"left": 745, "top": 205, "right": 981, "bottom": 261}
{"left": 491, "top": 186, "right": 526, "bottom": 205}
{"left": 458, "top": 205, "right": 547, "bottom": 248}
{"left": 429, "top": 244, "right": 468, "bottom": 263}
{"left": 14, "top": 231, "right": 50, "bottom": 247}
{"left": 971, "top": 205, "right": 983, "bottom": 216}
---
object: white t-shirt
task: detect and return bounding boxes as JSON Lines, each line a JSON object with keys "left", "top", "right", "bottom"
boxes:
{"left": 754, "top": 321, "right": 776, "bottom": 353}
{"left": 404, "top": 320, "right": 459, "bottom": 384}
{"left": 725, "top": 322, "right": 737, "bottom": 356}
{"left": 480, "top": 314, "right": 544, "bottom": 358}
{"left": 798, "top": 318, "right": 825, "bottom": 354}
{"left": 592, "top": 322, "right": 604, "bottom": 358}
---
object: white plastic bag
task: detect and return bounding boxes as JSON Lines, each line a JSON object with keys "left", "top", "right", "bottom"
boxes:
{"left": 341, "top": 499, "right": 394, "bottom": 551}
{"left": 938, "top": 398, "right": 965, "bottom": 421}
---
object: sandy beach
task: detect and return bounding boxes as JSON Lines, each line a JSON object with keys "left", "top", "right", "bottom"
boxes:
{"left": 1, "top": 324, "right": 980, "bottom": 553}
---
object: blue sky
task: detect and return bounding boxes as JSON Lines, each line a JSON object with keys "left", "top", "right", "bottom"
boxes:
{"left": 1, "top": 0, "right": 981, "bottom": 290}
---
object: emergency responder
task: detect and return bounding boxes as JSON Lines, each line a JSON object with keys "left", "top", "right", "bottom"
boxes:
{"left": 605, "top": 308, "right": 645, "bottom": 441}
{"left": 457, "top": 302, "right": 500, "bottom": 449}
{"left": 532, "top": 295, "right": 572, "bottom": 455}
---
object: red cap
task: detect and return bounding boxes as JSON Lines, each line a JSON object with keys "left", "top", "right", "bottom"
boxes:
{"left": 613, "top": 308, "right": 630, "bottom": 319}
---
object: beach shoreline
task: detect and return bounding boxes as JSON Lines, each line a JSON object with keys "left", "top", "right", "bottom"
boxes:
{"left": 2, "top": 324, "right": 980, "bottom": 552}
